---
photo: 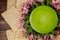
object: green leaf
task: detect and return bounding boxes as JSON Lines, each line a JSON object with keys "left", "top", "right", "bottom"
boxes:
{"left": 26, "top": 28, "right": 33, "bottom": 35}
{"left": 47, "top": 0, "right": 52, "bottom": 6}
{"left": 44, "top": 0, "right": 52, "bottom": 5}
{"left": 29, "top": 4, "right": 36, "bottom": 11}
{"left": 58, "top": 19, "right": 60, "bottom": 23}
{"left": 23, "top": 16, "right": 29, "bottom": 21}
{"left": 58, "top": 15, "right": 60, "bottom": 19}
{"left": 33, "top": 30, "right": 39, "bottom": 36}
{"left": 44, "top": 0, "right": 47, "bottom": 5}
{"left": 58, "top": 11, "right": 60, "bottom": 15}
{"left": 46, "top": 34, "right": 50, "bottom": 39}
{"left": 24, "top": 22, "right": 31, "bottom": 28}
{"left": 36, "top": 2, "right": 41, "bottom": 6}
{"left": 41, "top": 2, "right": 44, "bottom": 5}
{"left": 51, "top": 31, "right": 57, "bottom": 36}
{"left": 55, "top": 27, "right": 60, "bottom": 30}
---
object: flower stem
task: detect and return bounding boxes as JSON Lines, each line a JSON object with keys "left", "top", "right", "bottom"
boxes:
{"left": 44, "top": 0, "right": 52, "bottom": 6}
{"left": 41, "top": 1, "right": 45, "bottom": 5}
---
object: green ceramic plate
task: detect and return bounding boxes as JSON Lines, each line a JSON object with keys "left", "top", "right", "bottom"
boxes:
{"left": 30, "top": 6, "right": 58, "bottom": 34}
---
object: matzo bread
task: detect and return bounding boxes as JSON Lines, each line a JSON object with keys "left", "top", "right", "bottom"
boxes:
{"left": 14, "top": 29, "right": 28, "bottom": 40}
{"left": 7, "top": 0, "right": 16, "bottom": 9}
{"left": 1, "top": 6, "right": 20, "bottom": 31}
{"left": 16, "top": 0, "right": 27, "bottom": 10}
{"left": 6, "top": 28, "right": 29, "bottom": 40}
{"left": 6, "top": 30, "right": 15, "bottom": 40}
{"left": 16, "top": 0, "right": 33, "bottom": 10}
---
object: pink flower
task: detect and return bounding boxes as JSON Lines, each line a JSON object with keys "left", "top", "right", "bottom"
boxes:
{"left": 19, "top": 24, "right": 23, "bottom": 28}
{"left": 50, "top": 35, "right": 55, "bottom": 40}
{"left": 29, "top": 34, "right": 34, "bottom": 40}
{"left": 23, "top": 3, "right": 28, "bottom": 8}
{"left": 22, "top": 3, "right": 29, "bottom": 14}
{"left": 36, "top": 0, "right": 44, "bottom": 2}
{"left": 44, "top": 35, "right": 48, "bottom": 40}
{"left": 52, "top": 0, "right": 59, "bottom": 3}
{"left": 22, "top": 9, "right": 29, "bottom": 14}
{"left": 22, "top": 9, "right": 28, "bottom": 14}
{"left": 56, "top": 4, "right": 60, "bottom": 10}
{"left": 56, "top": 30, "right": 60, "bottom": 34}
{"left": 52, "top": 0, "right": 60, "bottom": 10}
{"left": 19, "top": 20, "right": 24, "bottom": 28}
{"left": 21, "top": 14, "right": 25, "bottom": 20}
{"left": 52, "top": 2, "right": 60, "bottom": 10}
{"left": 21, "top": 28, "right": 26, "bottom": 36}
{"left": 23, "top": 6, "right": 28, "bottom": 10}
{"left": 27, "top": 0, "right": 33, "bottom": 6}
{"left": 22, "top": 0, "right": 33, "bottom": 14}
{"left": 52, "top": 3, "right": 59, "bottom": 8}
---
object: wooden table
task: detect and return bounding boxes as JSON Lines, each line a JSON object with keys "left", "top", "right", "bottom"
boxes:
{"left": 0, "top": 0, "right": 11, "bottom": 40}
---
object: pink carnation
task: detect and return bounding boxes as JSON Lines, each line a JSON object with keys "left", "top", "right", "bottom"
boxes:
{"left": 50, "top": 35, "right": 55, "bottom": 40}
{"left": 44, "top": 35, "right": 48, "bottom": 40}
{"left": 29, "top": 34, "right": 34, "bottom": 40}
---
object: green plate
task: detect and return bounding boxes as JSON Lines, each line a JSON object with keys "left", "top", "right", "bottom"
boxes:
{"left": 30, "top": 6, "right": 58, "bottom": 34}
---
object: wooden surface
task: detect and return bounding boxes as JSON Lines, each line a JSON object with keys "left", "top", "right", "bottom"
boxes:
{"left": 0, "top": 0, "right": 11, "bottom": 31}
{"left": 0, "top": 0, "right": 11, "bottom": 40}
{"left": 0, "top": 31, "right": 8, "bottom": 40}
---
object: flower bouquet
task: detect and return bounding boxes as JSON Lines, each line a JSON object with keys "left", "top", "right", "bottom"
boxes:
{"left": 20, "top": 0, "right": 60, "bottom": 40}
